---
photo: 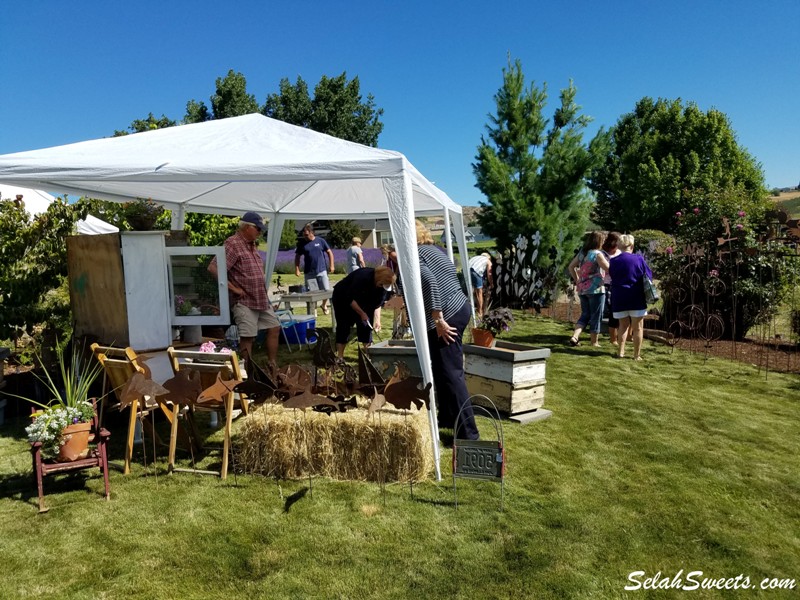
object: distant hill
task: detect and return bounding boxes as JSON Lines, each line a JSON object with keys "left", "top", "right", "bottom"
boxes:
{"left": 773, "top": 190, "right": 800, "bottom": 218}
{"left": 461, "top": 205, "right": 483, "bottom": 226}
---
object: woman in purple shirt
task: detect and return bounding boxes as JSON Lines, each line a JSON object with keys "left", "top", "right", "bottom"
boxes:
{"left": 608, "top": 234, "right": 653, "bottom": 360}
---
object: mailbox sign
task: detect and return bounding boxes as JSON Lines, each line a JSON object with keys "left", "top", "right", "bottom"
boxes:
{"left": 453, "top": 439, "right": 504, "bottom": 481}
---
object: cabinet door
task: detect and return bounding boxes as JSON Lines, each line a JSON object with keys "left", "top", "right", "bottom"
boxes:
{"left": 121, "top": 232, "right": 172, "bottom": 350}
{"left": 165, "top": 246, "right": 230, "bottom": 326}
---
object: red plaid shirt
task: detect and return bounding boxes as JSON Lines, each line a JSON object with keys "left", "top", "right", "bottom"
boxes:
{"left": 221, "top": 232, "right": 269, "bottom": 311}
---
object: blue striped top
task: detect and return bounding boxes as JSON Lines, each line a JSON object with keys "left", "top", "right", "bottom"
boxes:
{"left": 398, "top": 244, "right": 468, "bottom": 330}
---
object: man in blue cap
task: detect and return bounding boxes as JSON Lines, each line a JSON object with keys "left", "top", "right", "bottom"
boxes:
{"left": 208, "top": 212, "right": 279, "bottom": 367}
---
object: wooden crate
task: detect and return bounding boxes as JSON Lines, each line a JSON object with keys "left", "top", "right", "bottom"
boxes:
{"left": 365, "top": 340, "right": 422, "bottom": 380}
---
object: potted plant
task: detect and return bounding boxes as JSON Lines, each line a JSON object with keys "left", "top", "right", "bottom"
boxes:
{"left": 471, "top": 307, "right": 514, "bottom": 348}
{"left": 123, "top": 197, "right": 165, "bottom": 231}
{"left": 20, "top": 343, "right": 104, "bottom": 462}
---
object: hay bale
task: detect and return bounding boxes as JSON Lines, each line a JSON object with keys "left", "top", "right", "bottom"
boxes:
{"left": 234, "top": 400, "right": 433, "bottom": 482}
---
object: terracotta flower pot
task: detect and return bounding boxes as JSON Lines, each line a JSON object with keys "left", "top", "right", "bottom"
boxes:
{"left": 471, "top": 328, "right": 496, "bottom": 348}
{"left": 58, "top": 421, "right": 92, "bottom": 462}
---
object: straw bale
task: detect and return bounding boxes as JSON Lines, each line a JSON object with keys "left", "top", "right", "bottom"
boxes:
{"left": 233, "top": 399, "right": 433, "bottom": 482}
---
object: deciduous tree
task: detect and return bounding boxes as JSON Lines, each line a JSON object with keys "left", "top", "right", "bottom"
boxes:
{"left": 113, "top": 113, "right": 176, "bottom": 136}
{"left": 184, "top": 69, "right": 260, "bottom": 122}
{"left": 590, "top": 97, "right": 766, "bottom": 232}
{"left": 264, "top": 72, "right": 383, "bottom": 146}
{"left": 327, "top": 219, "right": 362, "bottom": 249}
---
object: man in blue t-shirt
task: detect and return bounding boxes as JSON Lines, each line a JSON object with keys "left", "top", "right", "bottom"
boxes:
{"left": 295, "top": 223, "right": 335, "bottom": 314}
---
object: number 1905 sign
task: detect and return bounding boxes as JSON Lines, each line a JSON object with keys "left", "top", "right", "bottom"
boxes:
{"left": 453, "top": 440, "right": 504, "bottom": 481}
{"left": 451, "top": 396, "right": 506, "bottom": 511}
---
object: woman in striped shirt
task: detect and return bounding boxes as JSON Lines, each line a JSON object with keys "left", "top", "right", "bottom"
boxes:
{"left": 396, "top": 221, "right": 479, "bottom": 441}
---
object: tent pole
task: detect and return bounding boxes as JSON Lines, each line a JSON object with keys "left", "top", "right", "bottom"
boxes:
{"left": 444, "top": 210, "right": 454, "bottom": 263}
{"left": 384, "top": 170, "right": 442, "bottom": 481}
{"left": 452, "top": 212, "right": 478, "bottom": 328}
{"left": 263, "top": 213, "right": 282, "bottom": 291}
{"left": 171, "top": 204, "right": 186, "bottom": 230}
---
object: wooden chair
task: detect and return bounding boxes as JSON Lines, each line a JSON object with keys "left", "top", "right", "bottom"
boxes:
{"left": 30, "top": 398, "right": 110, "bottom": 513}
{"left": 165, "top": 347, "right": 248, "bottom": 479}
{"left": 91, "top": 343, "right": 176, "bottom": 474}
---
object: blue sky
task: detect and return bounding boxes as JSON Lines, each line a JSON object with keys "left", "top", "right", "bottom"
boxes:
{"left": 1, "top": 1, "right": 798, "bottom": 206}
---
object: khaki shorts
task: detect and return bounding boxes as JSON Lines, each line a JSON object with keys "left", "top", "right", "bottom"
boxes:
{"left": 233, "top": 304, "right": 280, "bottom": 338}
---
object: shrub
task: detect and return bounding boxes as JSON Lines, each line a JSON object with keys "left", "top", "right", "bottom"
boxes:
{"left": 646, "top": 187, "right": 799, "bottom": 340}
{"left": 279, "top": 219, "right": 298, "bottom": 250}
{"left": 327, "top": 220, "right": 362, "bottom": 249}
{"left": 631, "top": 229, "right": 674, "bottom": 260}
{"left": 0, "top": 196, "right": 102, "bottom": 353}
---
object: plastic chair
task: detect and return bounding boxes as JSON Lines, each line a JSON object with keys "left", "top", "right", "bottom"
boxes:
{"left": 275, "top": 308, "right": 302, "bottom": 352}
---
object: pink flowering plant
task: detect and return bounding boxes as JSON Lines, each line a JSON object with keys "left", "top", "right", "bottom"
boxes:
{"left": 199, "top": 341, "right": 231, "bottom": 354}
{"left": 642, "top": 186, "right": 799, "bottom": 340}
{"left": 175, "top": 295, "right": 194, "bottom": 316}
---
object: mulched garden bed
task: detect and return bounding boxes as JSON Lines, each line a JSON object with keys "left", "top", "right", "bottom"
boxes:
{"left": 538, "top": 301, "right": 800, "bottom": 375}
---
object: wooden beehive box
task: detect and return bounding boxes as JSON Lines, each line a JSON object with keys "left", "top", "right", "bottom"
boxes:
{"left": 463, "top": 341, "right": 550, "bottom": 417}
{"left": 366, "top": 339, "right": 551, "bottom": 419}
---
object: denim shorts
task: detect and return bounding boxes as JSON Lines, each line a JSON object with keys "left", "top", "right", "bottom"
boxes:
{"left": 305, "top": 271, "right": 330, "bottom": 291}
{"left": 613, "top": 309, "right": 647, "bottom": 319}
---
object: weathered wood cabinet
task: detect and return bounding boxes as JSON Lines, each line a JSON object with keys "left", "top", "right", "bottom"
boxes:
{"left": 67, "top": 232, "right": 229, "bottom": 351}
{"left": 68, "top": 232, "right": 172, "bottom": 350}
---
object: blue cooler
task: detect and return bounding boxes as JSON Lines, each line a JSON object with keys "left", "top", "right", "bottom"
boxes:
{"left": 283, "top": 315, "right": 317, "bottom": 345}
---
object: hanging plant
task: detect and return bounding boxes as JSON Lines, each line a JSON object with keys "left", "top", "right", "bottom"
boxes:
{"left": 123, "top": 198, "right": 165, "bottom": 230}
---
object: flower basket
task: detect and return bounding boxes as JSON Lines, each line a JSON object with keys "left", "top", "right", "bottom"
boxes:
{"left": 476, "top": 308, "right": 514, "bottom": 343}
{"left": 16, "top": 342, "right": 104, "bottom": 460}
{"left": 126, "top": 214, "right": 159, "bottom": 231}
{"left": 123, "top": 198, "right": 165, "bottom": 231}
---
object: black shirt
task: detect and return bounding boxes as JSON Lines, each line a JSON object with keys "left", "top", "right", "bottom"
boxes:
{"left": 332, "top": 268, "right": 385, "bottom": 315}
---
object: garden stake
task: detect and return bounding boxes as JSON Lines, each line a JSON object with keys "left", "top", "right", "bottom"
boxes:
{"left": 302, "top": 409, "right": 313, "bottom": 499}
{"left": 379, "top": 411, "right": 386, "bottom": 506}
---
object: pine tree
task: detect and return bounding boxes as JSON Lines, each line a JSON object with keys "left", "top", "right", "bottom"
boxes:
{"left": 473, "top": 59, "right": 609, "bottom": 271}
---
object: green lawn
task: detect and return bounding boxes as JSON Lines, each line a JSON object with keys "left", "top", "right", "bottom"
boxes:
{"left": 1, "top": 315, "right": 798, "bottom": 599}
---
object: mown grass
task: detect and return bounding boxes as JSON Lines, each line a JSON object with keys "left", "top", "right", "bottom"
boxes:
{"left": 1, "top": 315, "right": 798, "bottom": 599}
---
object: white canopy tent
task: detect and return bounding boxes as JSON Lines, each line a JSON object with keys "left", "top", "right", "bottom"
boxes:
{"left": 0, "top": 113, "right": 475, "bottom": 480}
